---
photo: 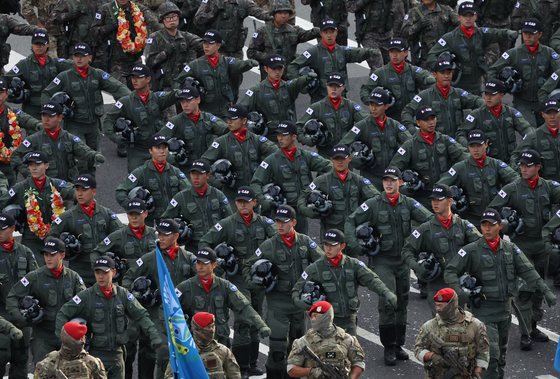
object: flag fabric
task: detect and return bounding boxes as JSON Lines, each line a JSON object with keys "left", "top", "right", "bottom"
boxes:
{"left": 156, "top": 246, "right": 209, "bottom": 379}
{"left": 555, "top": 336, "right": 560, "bottom": 372}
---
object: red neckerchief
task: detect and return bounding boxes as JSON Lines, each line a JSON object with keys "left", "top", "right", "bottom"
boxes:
{"left": 460, "top": 26, "right": 474, "bottom": 39}
{"left": 35, "top": 54, "right": 47, "bottom": 67}
{"left": 375, "top": 115, "right": 387, "bottom": 131}
{"left": 322, "top": 40, "right": 336, "bottom": 53}
{"left": 240, "top": 211, "right": 253, "bottom": 226}
{"left": 527, "top": 42, "right": 539, "bottom": 55}
{"left": 336, "top": 170, "right": 349, "bottom": 183}
{"left": 526, "top": 176, "right": 539, "bottom": 189}
{"left": 0, "top": 107, "right": 4, "bottom": 117}
{"left": 206, "top": 53, "right": 219, "bottom": 67}
{"left": 153, "top": 160, "right": 166, "bottom": 174}
{"left": 282, "top": 147, "right": 297, "bottom": 161}
{"left": 188, "top": 110, "right": 201, "bottom": 124}
{"left": 2, "top": 239, "right": 14, "bottom": 253}
{"left": 129, "top": 224, "right": 145, "bottom": 240}
{"left": 486, "top": 236, "right": 500, "bottom": 253}
{"left": 548, "top": 125, "right": 559, "bottom": 138}
{"left": 489, "top": 104, "right": 502, "bottom": 118}
{"left": 233, "top": 128, "right": 247, "bottom": 143}
{"left": 137, "top": 90, "right": 149, "bottom": 104}
{"left": 101, "top": 286, "right": 113, "bottom": 300}
{"left": 329, "top": 96, "right": 342, "bottom": 110}
{"left": 166, "top": 245, "right": 179, "bottom": 260}
{"left": 438, "top": 213, "right": 453, "bottom": 230}
{"left": 33, "top": 176, "right": 46, "bottom": 191}
{"left": 80, "top": 202, "right": 96, "bottom": 217}
{"left": 280, "top": 230, "right": 295, "bottom": 248}
{"left": 46, "top": 127, "right": 61, "bottom": 141}
{"left": 269, "top": 78, "right": 281, "bottom": 91}
{"left": 76, "top": 65, "right": 88, "bottom": 80}
{"left": 437, "top": 84, "right": 451, "bottom": 99}
{"left": 392, "top": 61, "right": 405, "bottom": 74}
{"left": 195, "top": 185, "right": 208, "bottom": 198}
{"left": 328, "top": 252, "right": 343, "bottom": 268}
{"left": 421, "top": 131, "right": 435, "bottom": 145}
{"left": 474, "top": 153, "right": 486, "bottom": 168}
{"left": 50, "top": 267, "right": 64, "bottom": 279}
{"left": 386, "top": 192, "right": 399, "bottom": 207}
{"left": 200, "top": 275, "right": 213, "bottom": 293}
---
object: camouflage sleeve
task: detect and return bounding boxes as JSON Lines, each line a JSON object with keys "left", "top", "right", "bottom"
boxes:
{"left": 145, "top": 33, "right": 168, "bottom": 69}
{"left": 223, "top": 345, "right": 242, "bottom": 379}
{"left": 542, "top": 213, "right": 560, "bottom": 255}
{"left": 414, "top": 320, "right": 434, "bottom": 362}
{"left": 510, "top": 0, "right": 527, "bottom": 32}
{"left": 185, "top": 32, "right": 204, "bottom": 59}
{"left": 193, "top": 0, "right": 218, "bottom": 28}
{"left": 296, "top": 26, "right": 320, "bottom": 43}
{"left": 346, "top": 0, "right": 366, "bottom": 13}
{"left": 344, "top": 334, "right": 366, "bottom": 370}
{"left": 246, "top": 27, "right": 267, "bottom": 63}
{"left": 88, "top": 355, "right": 107, "bottom": 379}
{"left": 286, "top": 337, "right": 307, "bottom": 373}
{"left": 538, "top": 70, "right": 560, "bottom": 105}
{"left": 473, "top": 317, "right": 490, "bottom": 369}
{"left": 400, "top": 8, "right": 421, "bottom": 41}
{"left": 391, "top": 0, "right": 405, "bottom": 38}
{"left": 244, "top": 0, "right": 272, "bottom": 21}
{"left": 33, "top": 353, "right": 57, "bottom": 379}
{"left": 50, "top": 0, "right": 73, "bottom": 24}
{"left": 21, "top": 0, "right": 41, "bottom": 26}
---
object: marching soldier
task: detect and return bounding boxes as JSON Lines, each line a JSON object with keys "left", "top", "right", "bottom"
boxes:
{"left": 11, "top": 102, "right": 104, "bottom": 184}
{"left": 296, "top": 72, "right": 369, "bottom": 159}
{"left": 400, "top": 58, "right": 485, "bottom": 137}
{"left": 401, "top": 184, "right": 482, "bottom": 314}
{"left": 414, "top": 288, "right": 489, "bottom": 379}
{"left": 47, "top": 174, "right": 123, "bottom": 286}
{"left": 56, "top": 256, "right": 162, "bottom": 379}
{"left": 538, "top": 68, "right": 560, "bottom": 105}
{"left": 0, "top": 15, "right": 45, "bottom": 76}
{"left": 6, "top": 239, "right": 86, "bottom": 364}
{"left": 21, "top": 0, "right": 64, "bottom": 57}
{"left": 477, "top": 0, "right": 517, "bottom": 66}
{"left": 0, "top": 150, "right": 75, "bottom": 266}
{"left": 302, "top": 0, "right": 349, "bottom": 46}
{"left": 488, "top": 149, "right": 560, "bottom": 350}
{"left": 511, "top": 0, "right": 560, "bottom": 47}
{"left": 41, "top": 42, "right": 131, "bottom": 176}
{"left": 251, "top": 121, "right": 332, "bottom": 233}
{"left": 286, "top": 301, "right": 365, "bottom": 379}
{"left": 175, "top": 248, "right": 271, "bottom": 378}
{"left": 0, "top": 213, "right": 38, "bottom": 379}
{"left": 437, "top": 129, "right": 520, "bottom": 227}
{"left": 444, "top": 208, "right": 557, "bottom": 379}
{"left": 344, "top": 167, "right": 432, "bottom": 364}
{"left": 426, "top": 1, "right": 518, "bottom": 96}
{"left": 543, "top": 209, "right": 560, "bottom": 287}
{"left": 552, "top": 27, "right": 560, "bottom": 54}
{"left": 243, "top": 205, "right": 324, "bottom": 378}
{"left": 162, "top": 159, "right": 233, "bottom": 252}
{"left": 359, "top": 38, "right": 436, "bottom": 121}
{"left": 456, "top": 79, "right": 534, "bottom": 165}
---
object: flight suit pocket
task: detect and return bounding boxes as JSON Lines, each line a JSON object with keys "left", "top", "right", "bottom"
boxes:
{"left": 322, "top": 271, "right": 332, "bottom": 281}
{"left": 268, "top": 100, "right": 279, "bottom": 115}
{"left": 169, "top": 176, "right": 178, "bottom": 188}
{"left": 345, "top": 281, "right": 356, "bottom": 297}
{"left": 82, "top": 224, "right": 93, "bottom": 239}
{"left": 418, "top": 149, "right": 427, "bottom": 160}
{"left": 48, "top": 289, "right": 58, "bottom": 307}
{"left": 94, "top": 308, "right": 104, "bottom": 322}
{"left": 378, "top": 211, "right": 389, "bottom": 224}
{"left": 194, "top": 295, "right": 206, "bottom": 310}
{"left": 281, "top": 167, "right": 293, "bottom": 179}
{"left": 186, "top": 202, "right": 198, "bottom": 214}
{"left": 332, "top": 188, "right": 344, "bottom": 201}
{"left": 473, "top": 177, "right": 482, "bottom": 192}
{"left": 481, "top": 270, "right": 496, "bottom": 281}
{"left": 91, "top": 335, "right": 107, "bottom": 348}
{"left": 482, "top": 255, "right": 494, "bottom": 268}
{"left": 255, "top": 227, "right": 265, "bottom": 241}
{"left": 42, "top": 144, "right": 53, "bottom": 155}
{"left": 115, "top": 304, "right": 126, "bottom": 333}
{"left": 181, "top": 262, "right": 192, "bottom": 278}
{"left": 124, "top": 243, "right": 135, "bottom": 256}
{"left": 525, "top": 199, "right": 535, "bottom": 215}
{"left": 234, "top": 151, "right": 243, "bottom": 167}
{"left": 436, "top": 238, "right": 449, "bottom": 253}
{"left": 97, "top": 219, "right": 107, "bottom": 234}
{"left": 64, "top": 287, "right": 74, "bottom": 301}
{"left": 322, "top": 282, "right": 337, "bottom": 293}
{"left": 210, "top": 199, "right": 220, "bottom": 210}
{"left": 235, "top": 230, "right": 245, "bottom": 243}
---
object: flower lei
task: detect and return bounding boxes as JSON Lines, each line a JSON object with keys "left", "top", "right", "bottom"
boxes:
{"left": 24, "top": 184, "right": 66, "bottom": 239}
{"left": 116, "top": 2, "right": 148, "bottom": 54}
{"left": 0, "top": 110, "right": 23, "bottom": 164}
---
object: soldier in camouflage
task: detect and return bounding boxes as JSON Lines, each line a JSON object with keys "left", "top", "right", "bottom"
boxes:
{"left": 477, "top": 0, "right": 517, "bottom": 66}
{"left": 0, "top": 15, "right": 45, "bottom": 76}
{"left": 511, "top": 0, "right": 560, "bottom": 47}
{"left": 303, "top": 0, "right": 349, "bottom": 46}
{"left": 21, "top": 0, "right": 64, "bottom": 57}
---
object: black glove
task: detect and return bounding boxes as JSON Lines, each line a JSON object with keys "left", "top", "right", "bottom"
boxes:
{"left": 71, "top": 7, "right": 82, "bottom": 18}
{"left": 164, "top": 44, "right": 176, "bottom": 56}
{"left": 419, "top": 17, "right": 431, "bottom": 30}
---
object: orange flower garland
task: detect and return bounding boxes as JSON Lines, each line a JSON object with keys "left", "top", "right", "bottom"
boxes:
{"left": 116, "top": 2, "right": 148, "bottom": 54}
{"left": 0, "top": 110, "right": 23, "bottom": 164}
{"left": 24, "top": 185, "right": 66, "bottom": 239}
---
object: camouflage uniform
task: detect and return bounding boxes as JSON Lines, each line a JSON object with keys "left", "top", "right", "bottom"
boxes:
{"left": 303, "top": 0, "right": 349, "bottom": 46}
{"left": 21, "top": 0, "right": 64, "bottom": 57}
{"left": 34, "top": 349, "right": 106, "bottom": 379}
{"left": 176, "top": 0, "right": 205, "bottom": 36}
{"left": 0, "top": 15, "right": 44, "bottom": 75}
{"left": 400, "top": 2, "right": 460, "bottom": 70}
{"left": 511, "top": 0, "right": 560, "bottom": 47}
{"left": 478, "top": 0, "right": 517, "bottom": 65}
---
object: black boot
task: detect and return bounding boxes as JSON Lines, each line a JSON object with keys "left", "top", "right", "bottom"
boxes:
{"left": 530, "top": 321, "right": 550, "bottom": 342}
{"left": 418, "top": 279, "right": 428, "bottom": 299}
{"left": 233, "top": 344, "right": 252, "bottom": 379}
{"left": 395, "top": 324, "right": 409, "bottom": 361}
{"left": 266, "top": 366, "right": 285, "bottom": 379}
{"left": 249, "top": 340, "right": 264, "bottom": 376}
{"left": 520, "top": 334, "right": 532, "bottom": 350}
{"left": 138, "top": 357, "right": 156, "bottom": 379}
{"left": 379, "top": 325, "right": 397, "bottom": 366}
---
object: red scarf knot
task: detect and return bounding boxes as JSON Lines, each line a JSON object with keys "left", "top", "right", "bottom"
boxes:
{"left": 282, "top": 147, "right": 297, "bottom": 161}
{"left": 76, "top": 65, "right": 88, "bottom": 80}
{"left": 153, "top": 160, "right": 166, "bottom": 174}
{"left": 195, "top": 185, "right": 208, "bottom": 198}
{"left": 460, "top": 26, "right": 474, "bottom": 39}
{"left": 200, "top": 275, "right": 213, "bottom": 293}
{"left": 47, "top": 127, "right": 61, "bottom": 141}
{"left": 240, "top": 211, "right": 253, "bottom": 226}
{"left": 437, "top": 84, "right": 451, "bottom": 99}
{"left": 392, "top": 61, "right": 405, "bottom": 74}
{"left": 438, "top": 213, "right": 453, "bottom": 230}
{"left": 2, "top": 239, "right": 14, "bottom": 253}
{"left": 421, "top": 131, "right": 435, "bottom": 145}
{"left": 33, "top": 176, "right": 46, "bottom": 191}
{"left": 80, "top": 202, "right": 96, "bottom": 217}
{"left": 328, "top": 96, "right": 342, "bottom": 110}
{"left": 328, "top": 253, "right": 343, "bottom": 268}
{"left": 233, "top": 128, "right": 247, "bottom": 143}
{"left": 206, "top": 53, "right": 219, "bottom": 67}
{"left": 336, "top": 170, "right": 349, "bottom": 183}
{"left": 386, "top": 193, "right": 399, "bottom": 207}
{"left": 548, "top": 125, "right": 559, "bottom": 138}
{"left": 489, "top": 104, "right": 502, "bottom": 118}
{"left": 129, "top": 224, "right": 145, "bottom": 240}
{"left": 526, "top": 176, "right": 539, "bottom": 189}
{"left": 101, "top": 286, "right": 113, "bottom": 300}
{"left": 322, "top": 40, "right": 336, "bottom": 53}
{"left": 51, "top": 267, "right": 64, "bottom": 279}
{"left": 486, "top": 236, "right": 500, "bottom": 253}
{"left": 526, "top": 42, "right": 539, "bottom": 55}
{"left": 137, "top": 90, "right": 149, "bottom": 104}
{"left": 188, "top": 111, "right": 201, "bottom": 124}
{"left": 166, "top": 245, "right": 179, "bottom": 260}
{"left": 269, "top": 79, "right": 281, "bottom": 91}
{"left": 475, "top": 153, "right": 486, "bottom": 168}
{"left": 375, "top": 115, "right": 387, "bottom": 130}
{"left": 35, "top": 54, "right": 47, "bottom": 67}
{"left": 280, "top": 230, "right": 296, "bottom": 248}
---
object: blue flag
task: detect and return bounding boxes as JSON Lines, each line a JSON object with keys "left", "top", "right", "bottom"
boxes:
{"left": 555, "top": 336, "right": 560, "bottom": 372}
{"left": 156, "top": 246, "right": 209, "bottom": 379}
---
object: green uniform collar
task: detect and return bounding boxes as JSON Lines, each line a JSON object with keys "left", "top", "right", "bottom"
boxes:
{"left": 270, "top": 21, "right": 294, "bottom": 32}
{"left": 192, "top": 274, "right": 219, "bottom": 291}
{"left": 429, "top": 213, "right": 460, "bottom": 227}
{"left": 91, "top": 282, "right": 120, "bottom": 298}
{"left": 412, "top": 129, "right": 443, "bottom": 144}
{"left": 232, "top": 211, "right": 259, "bottom": 225}
{"left": 76, "top": 200, "right": 100, "bottom": 217}
{"left": 521, "top": 43, "right": 544, "bottom": 54}
{"left": 379, "top": 191, "right": 405, "bottom": 205}
{"left": 467, "top": 155, "right": 489, "bottom": 168}
{"left": 25, "top": 175, "right": 54, "bottom": 191}
{"left": 148, "top": 160, "right": 172, "bottom": 173}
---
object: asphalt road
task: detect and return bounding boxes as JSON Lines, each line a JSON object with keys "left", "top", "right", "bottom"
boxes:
{"left": 4, "top": 5, "right": 560, "bottom": 379}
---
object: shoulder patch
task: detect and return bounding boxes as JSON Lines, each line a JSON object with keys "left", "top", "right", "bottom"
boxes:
{"left": 58, "top": 58, "right": 65, "bottom": 62}
{"left": 111, "top": 212, "right": 117, "bottom": 220}
{"left": 146, "top": 38, "right": 153, "bottom": 44}
{"left": 404, "top": 14, "right": 409, "bottom": 20}
{"left": 136, "top": 258, "right": 143, "bottom": 267}
{"left": 414, "top": 95, "right": 422, "bottom": 103}
{"left": 306, "top": 107, "right": 313, "bottom": 115}
{"left": 498, "top": 189, "right": 507, "bottom": 198}
{"left": 301, "top": 271, "right": 308, "bottom": 279}
{"left": 260, "top": 161, "right": 269, "bottom": 169}
{"left": 102, "top": 73, "right": 110, "bottom": 80}
{"left": 449, "top": 137, "right": 456, "bottom": 143}
{"left": 414, "top": 201, "right": 421, "bottom": 208}
{"left": 358, "top": 260, "right": 366, "bottom": 267}
{"left": 438, "top": 38, "right": 446, "bottom": 47}
{"left": 127, "top": 293, "right": 135, "bottom": 301}
{"left": 8, "top": 188, "right": 15, "bottom": 197}
{"left": 229, "top": 284, "right": 237, "bottom": 291}
{"left": 466, "top": 114, "right": 475, "bottom": 122}
{"left": 412, "top": 230, "right": 421, "bottom": 238}
{"left": 345, "top": 46, "right": 351, "bottom": 50}
{"left": 183, "top": 65, "right": 191, "bottom": 73}
{"left": 310, "top": 240, "right": 317, "bottom": 248}
{"left": 179, "top": 172, "right": 186, "bottom": 178}
{"left": 223, "top": 196, "right": 228, "bottom": 204}
{"left": 246, "top": 89, "right": 254, "bottom": 97}
{"left": 11, "top": 65, "right": 19, "bottom": 74}
{"left": 516, "top": 247, "right": 522, "bottom": 254}
{"left": 553, "top": 52, "right": 559, "bottom": 60}
{"left": 215, "top": 223, "right": 223, "bottom": 231}
{"left": 467, "top": 222, "right": 475, "bottom": 228}
{"left": 514, "top": 111, "right": 522, "bottom": 117}
{"left": 210, "top": 116, "right": 218, "bottom": 122}
{"left": 212, "top": 141, "right": 219, "bottom": 148}
{"left": 72, "top": 295, "right": 81, "bottom": 304}
{"left": 311, "top": 152, "right": 319, "bottom": 156}
{"left": 229, "top": 58, "right": 235, "bottom": 64}
{"left": 397, "top": 147, "right": 406, "bottom": 155}
{"left": 415, "top": 67, "right": 422, "bottom": 72}
{"left": 95, "top": 12, "right": 102, "bottom": 19}
{"left": 354, "top": 104, "right": 361, "bottom": 111}
{"left": 266, "top": 218, "right": 274, "bottom": 224}
{"left": 73, "top": 136, "right": 81, "bottom": 142}
{"left": 20, "top": 277, "right": 29, "bottom": 286}
{"left": 54, "top": 217, "right": 62, "bottom": 225}
{"left": 303, "top": 50, "right": 311, "bottom": 59}
{"left": 370, "top": 73, "right": 378, "bottom": 81}
{"left": 482, "top": 27, "right": 489, "bottom": 33}
{"left": 255, "top": 247, "right": 262, "bottom": 256}
{"left": 23, "top": 139, "right": 31, "bottom": 147}
{"left": 79, "top": 277, "right": 84, "bottom": 285}
{"left": 158, "top": 91, "right": 164, "bottom": 97}
{"left": 309, "top": 182, "right": 316, "bottom": 190}
{"left": 59, "top": 180, "right": 67, "bottom": 187}
{"left": 351, "top": 126, "right": 360, "bottom": 135}
{"left": 552, "top": 181, "right": 560, "bottom": 187}
{"left": 499, "top": 161, "right": 507, "bottom": 168}
{"left": 252, "top": 32, "right": 258, "bottom": 38}
{"left": 115, "top": 101, "right": 123, "bottom": 109}
{"left": 175, "top": 288, "right": 182, "bottom": 298}
{"left": 398, "top": 124, "right": 407, "bottom": 131}
{"left": 259, "top": 136, "right": 268, "bottom": 142}
{"left": 364, "top": 178, "right": 371, "bottom": 185}
{"left": 502, "top": 52, "right": 509, "bottom": 59}
{"left": 458, "top": 248, "right": 467, "bottom": 257}
{"left": 170, "top": 198, "right": 178, "bottom": 207}
{"left": 166, "top": 121, "right": 174, "bottom": 130}
{"left": 128, "top": 173, "right": 137, "bottom": 183}
{"left": 104, "top": 237, "right": 111, "bottom": 245}
{"left": 552, "top": 73, "right": 559, "bottom": 81}
{"left": 448, "top": 167, "right": 456, "bottom": 176}
{"left": 360, "top": 202, "right": 369, "bottom": 211}
{"left": 53, "top": 77, "right": 61, "bottom": 85}
{"left": 461, "top": 91, "right": 468, "bottom": 97}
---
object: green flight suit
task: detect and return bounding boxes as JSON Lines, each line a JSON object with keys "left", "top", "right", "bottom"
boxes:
{"left": 0, "top": 15, "right": 44, "bottom": 75}
{"left": 46, "top": 201, "right": 124, "bottom": 286}
{"left": 0, "top": 176, "right": 75, "bottom": 266}
{"left": 339, "top": 114, "right": 412, "bottom": 190}
{"left": 41, "top": 66, "right": 131, "bottom": 176}
{"left": 243, "top": 232, "right": 324, "bottom": 371}
{"left": 437, "top": 155, "right": 520, "bottom": 226}
{"left": 427, "top": 26, "right": 515, "bottom": 95}
{"left": 488, "top": 43, "right": 560, "bottom": 127}
{"left": 292, "top": 254, "right": 391, "bottom": 336}
{"left": 161, "top": 184, "right": 233, "bottom": 252}
{"left": 401, "top": 214, "right": 482, "bottom": 314}
{"left": 250, "top": 146, "right": 332, "bottom": 233}
{"left": 538, "top": 68, "right": 560, "bottom": 105}
{"left": 296, "top": 97, "right": 369, "bottom": 159}
{"left": 488, "top": 177, "right": 560, "bottom": 335}
{"left": 389, "top": 130, "right": 469, "bottom": 208}
{"left": 552, "top": 27, "right": 560, "bottom": 56}
{"left": 359, "top": 62, "right": 436, "bottom": 121}
{"left": 55, "top": 283, "right": 160, "bottom": 379}
{"left": 511, "top": 124, "right": 560, "bottom": 182}
{"left": 297, "top": 170, "right": 379, "bottom": 237}
{"left": 344, "top": 192, "right": 432, "bottom": 328}
{"left": 0, "top": 241, "right": 38, "bottom": 379}
{"left": 103, "top": 90, "right": 180, "bottom": 172}
{"left": 6, "top": 265, "right": 85, "bottom": 364}
{"left": 401, "top": 84, "right": 485, "bottom": 137}
{"left": 11, "top": 128, "right": 102, "bottom": 183}
{"left": 444, "top": 238, "right": 553, "bottom": 379}
{"left": 542, "top": 209, "right": 560, "bottom": 286}
{"left": 456, "top": 104, "right": 534, "bottom": 164}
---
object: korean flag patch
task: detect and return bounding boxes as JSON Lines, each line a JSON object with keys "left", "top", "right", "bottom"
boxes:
{"left": 102, "top": 73, "right": 110, "bottom": 80}
{"left": 73, "top": 295, "right": 81, "bottom": 304}
{"left": 246, "top": 89, "right": 254, "bottom": 97}
{"left": 146, "top": 38, "right": 153, "bottom": 44}
{"left": 360, "top": 202, "right": 369, "bottom": 211}
{"left": 252, "top": 32, "right": 258, "bottom": 38}
{"left": 414, "top": 95, "right": 422, "bottom": 103}
{"left": 166, "top": 121, "right": 174, "bottom": 130}
{"left": 448, "top": 167, "right": 456, "bottom": 176}
{"left": 23, "top": 139, "right": 31, "bottom": 147}
{"left": 230, "top": 284, "right": 237, "bottom": 291}
{"left": 73, "top": 136, "right": 81, "bottom": 142}
{"left": 498, "top": 189, "right": 507, "bottom": 198}
{"left": 184, "top": 65, "right": 191, "bottom": 73}
{"left": 127, "top": 293, "right": 135, "bottom": 301}
{"left": 128, "top": 173, "right": 137, "bottom": 183}
{"left": 552, "top": 73, "right": 559, "bottom": 81}
{"left": 458, "top": 249, "right": 467, "bottom": 257}
{"left": 170, "top": 198, "right": 178, "bottom": 207}
{"left": 412, "top": 230, "right": 421, "bottom": 239}
{"left": 115, "top": 101, "right": 123, "bottom": 109}
{"left": 260, "top": 161, "right": 269, "bottom": 169}
{"left": 54, "top": 217, "right": 62, "bottom": 225}
{"left": 104, "top": 237, "right": 111, "bottom": 245}
{"left": 8, "top": 188, "right": 15, "bottom": 197}
{"left": 397, "top": 147, "right": 406, "bottom": 155}
{"left": 303, "top": 51, "right": 311, "bottom": 59}
{"left": 12, "top": 66, "right": 19, "bottom": 74}
{"left": 136, "top": 258, "right": 143, "bottom": 267}
{"left": 302, "top": 271, "right": 308, "bottom": 279}
{"left": 309, "top": 182, "right": 316, "bottom": 190}
{"left": 404, "top": 14, "right": 409, "bottom": 20}
{"left": 175, "top": 288, "right": 182, "bottom": 297}
{"left": 95, "top": 12, "right": 102, "bottom": 19}
{"left": 255, "top": 248, "right": 262, "bottom": 256}
{"left": 215, "top": 223, "right": 223, "bottom": 231}
{"left": 466, "top": 115, "right": 475, "bottom": 122}
{"left": 502, "top": 52, "right": 509, "bottom": 60}
{"left": 438, "top": 38, "right": 446, "bottom": 46}
{"left": 212, "top": 141, "right": 220, "bottom": 148}
{"left": 306, "top": 107, "right": 313, "bottom": 115}
{"left": 53, "top": 77, "right": 61, "bottom": 85}
{"left": 370, "top": 73, "right": 378, "bottom": 81}
{"left": 20, "top": 277, "right": 29, "bottom": 287}
{"left": 351, "top": 126, "right": 360, "bottom": 134}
